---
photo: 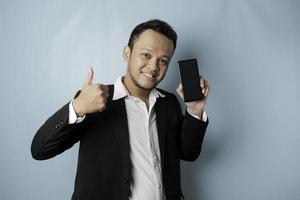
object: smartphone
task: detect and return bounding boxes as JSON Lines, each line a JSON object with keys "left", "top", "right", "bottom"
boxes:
{"left": 178, "top": 58, "right": 204, "bottom": 102}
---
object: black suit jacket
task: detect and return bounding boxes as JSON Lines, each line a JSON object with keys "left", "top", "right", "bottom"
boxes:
{"left": 31, "top": 85, "right": 208, "bottom": 200}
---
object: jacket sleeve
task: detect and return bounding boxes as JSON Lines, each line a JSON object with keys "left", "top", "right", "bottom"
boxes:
{"left": 31, "top": 91, "right": 85, "bottom": 160}
{"left": 173, "top": 95, "right": 209, "bottom": 161}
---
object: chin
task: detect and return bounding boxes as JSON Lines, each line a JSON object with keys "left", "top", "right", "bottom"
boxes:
{"left": 137, "top": 81, "right": 158, "bottom": 90}
{"left": 139, "top": 84, "right": 156, "bottom": 91}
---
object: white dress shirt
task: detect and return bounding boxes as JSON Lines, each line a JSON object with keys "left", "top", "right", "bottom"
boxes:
{"left": 68, "top": 77, "right": 207, "bottom": 200}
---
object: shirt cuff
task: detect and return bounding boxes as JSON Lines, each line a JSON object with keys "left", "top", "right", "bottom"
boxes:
{"left": 187, "top": 110, "right": 208, "bottom": 122}
{"left": 68, "top": 101, "right": 86, "bottom": 124}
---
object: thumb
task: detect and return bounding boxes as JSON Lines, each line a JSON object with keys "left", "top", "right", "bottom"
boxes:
{"left": 176, "top": 83, "right": 184, "bottom": 100}
{"left": 83, "top": 67, "right": 94, "bottom": 87}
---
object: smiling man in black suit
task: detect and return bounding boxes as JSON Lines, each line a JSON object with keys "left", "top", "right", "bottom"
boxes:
{"left": 31, "top": 19, "right": 210, "bottom": 200}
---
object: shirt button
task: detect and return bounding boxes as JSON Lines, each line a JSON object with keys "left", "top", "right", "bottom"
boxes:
{"left": 124, "top": 177, "right": 130, "bottom": 183}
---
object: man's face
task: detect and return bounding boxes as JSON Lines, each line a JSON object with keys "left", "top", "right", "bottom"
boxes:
{"left": 123, "top": 29, "right": 174, "bottom": 92}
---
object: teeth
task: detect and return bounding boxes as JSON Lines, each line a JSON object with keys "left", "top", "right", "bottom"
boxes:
{"left": 143, "top": 72, "right": 153, "bottom": 78}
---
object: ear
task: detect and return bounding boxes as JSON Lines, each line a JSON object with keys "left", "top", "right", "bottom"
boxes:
{"left": 123, "top": 45, "right": 131, "bottom": 63}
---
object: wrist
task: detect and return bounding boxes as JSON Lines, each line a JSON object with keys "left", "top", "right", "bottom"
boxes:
{"left": 72, "top": 98, "right": 86, "bottom": 117}
{"left": 187, "top": 107, "right": 203, "bottom": 118}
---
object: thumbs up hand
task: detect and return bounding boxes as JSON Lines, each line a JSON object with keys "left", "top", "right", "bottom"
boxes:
{"left": 72, "top": 68, "right": 109, "bottom": 117}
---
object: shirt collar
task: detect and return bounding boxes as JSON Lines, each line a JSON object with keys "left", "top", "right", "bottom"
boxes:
{"left": 112, "top": 76, "right": 166, "bottom": 100}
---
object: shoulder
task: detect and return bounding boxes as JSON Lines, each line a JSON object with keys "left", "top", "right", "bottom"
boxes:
{"left": 156, "top": 88, "right": 179, "bottom": 102}
{"left": 156, "top": 87, "right": 171, "bottom": 96}
{"left": 156, "top": 88, "right": 183, "bottom": 116}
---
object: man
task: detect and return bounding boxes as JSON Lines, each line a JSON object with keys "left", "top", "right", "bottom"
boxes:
{"left": 31, "top": 19, "right": 210, "bottom": 200}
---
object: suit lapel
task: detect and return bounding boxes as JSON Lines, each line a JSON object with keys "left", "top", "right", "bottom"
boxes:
{"left": 155, "top": 97, "right": 167, "bottom": 169}
{"left": 108, "top": 84, "right": 167, "bottom": 178}
{"left": 107, "top": 86, "right": 131, "bottom": 173}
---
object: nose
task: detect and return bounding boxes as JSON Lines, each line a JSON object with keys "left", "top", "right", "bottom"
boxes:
{"left": 147, "top": 59, "right": 159, "bottom": 72}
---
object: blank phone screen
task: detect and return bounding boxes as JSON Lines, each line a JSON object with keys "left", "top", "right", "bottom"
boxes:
{"left": 178, "top": 59, "right": 204, "bottom": 102}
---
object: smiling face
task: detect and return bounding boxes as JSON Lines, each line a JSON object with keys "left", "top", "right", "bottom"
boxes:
{"left": 123, "top": 29, "right": 175, "bottom": 96}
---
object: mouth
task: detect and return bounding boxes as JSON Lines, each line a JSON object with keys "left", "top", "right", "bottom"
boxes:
{"left": 142, "top": 72, "right": 157, "bottom": 80}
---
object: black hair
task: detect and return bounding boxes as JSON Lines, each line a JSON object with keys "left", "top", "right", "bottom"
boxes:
{"left": 128, "top": 19, "right": 177, "bottom": 51}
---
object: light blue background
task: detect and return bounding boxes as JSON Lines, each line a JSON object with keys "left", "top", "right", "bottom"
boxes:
{"left": 1, "top": 0, "right": 300, "bottom": 199}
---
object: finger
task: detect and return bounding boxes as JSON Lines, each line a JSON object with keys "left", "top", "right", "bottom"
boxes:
{"left": 176, "top": 83, "right": 184, "bottom": 99}
{"left": 99, "top": 104, "right": 107, "bottom": 112}
{"left": 203, "top": 79, "right": 208, "bottom": 94}
{"left": 177, "top": 83, "right": 183, "bottom": 91}
{"left": 83, "top": 67, "right": 94, "bottom": 87}
{"left": 98, "top": 97, "right": 107, "bottom": 110}
{"left": 99, "top": 100, "right": 106, "bottom": 110}
{"left": 176, "top": 83, "right": 183, "bottom": 93}
{"left": 100, "top": 91, "right": 109, "bottom": 98}
{"left": 100, "top": 84, "right": 109, "bottom": 91}
{"left": 96, "top": 84, "right": 109, "bottom": 94}
{"left": 200, "top": 76, "right": 204, "bottom": 88}
{"left": 100, "top": 96, "right": 107, "bottom": 104}
{"left": 103, "top": 91, "right": 109, "bottom": 98}
{"left": 205, "top": 85, "right": 210, "bottom": 96}
{"left": 204, "top": 79, "right": 208, "bottom": 87}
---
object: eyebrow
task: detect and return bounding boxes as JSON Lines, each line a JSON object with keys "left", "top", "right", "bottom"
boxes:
{"left": 141, "top": 47, "right": 170, "bottom": 60}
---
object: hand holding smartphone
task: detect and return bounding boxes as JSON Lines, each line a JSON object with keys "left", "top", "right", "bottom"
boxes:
{"left": 178, "top": 58, "right": 205, "bottom": 102}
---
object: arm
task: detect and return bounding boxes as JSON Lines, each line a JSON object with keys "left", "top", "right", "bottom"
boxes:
{"left": 31, "top": 101, "right": 85, "bottom": 160}
{"left": 176, "top": 75, "right": 210, "bottom": 161}
{"left": 31, "top": 68, "right": 109, "bottom": 160}
{"left": 173, "top": 96, "right": 209, "bottom": 161}
{"left": 180, "top": 109, "right": 209, "bottom": 161}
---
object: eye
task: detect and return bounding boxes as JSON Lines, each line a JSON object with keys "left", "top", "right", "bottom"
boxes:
{"left": 160, "top": 59, "right": 169, "bottom": 66}
{"left": 142, "top": 53, "right": 151, "bottom": 59}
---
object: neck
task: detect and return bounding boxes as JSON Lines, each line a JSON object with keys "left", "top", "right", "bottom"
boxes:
{"left": 122, "top": 76, "right": 150, "bottom": 102}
